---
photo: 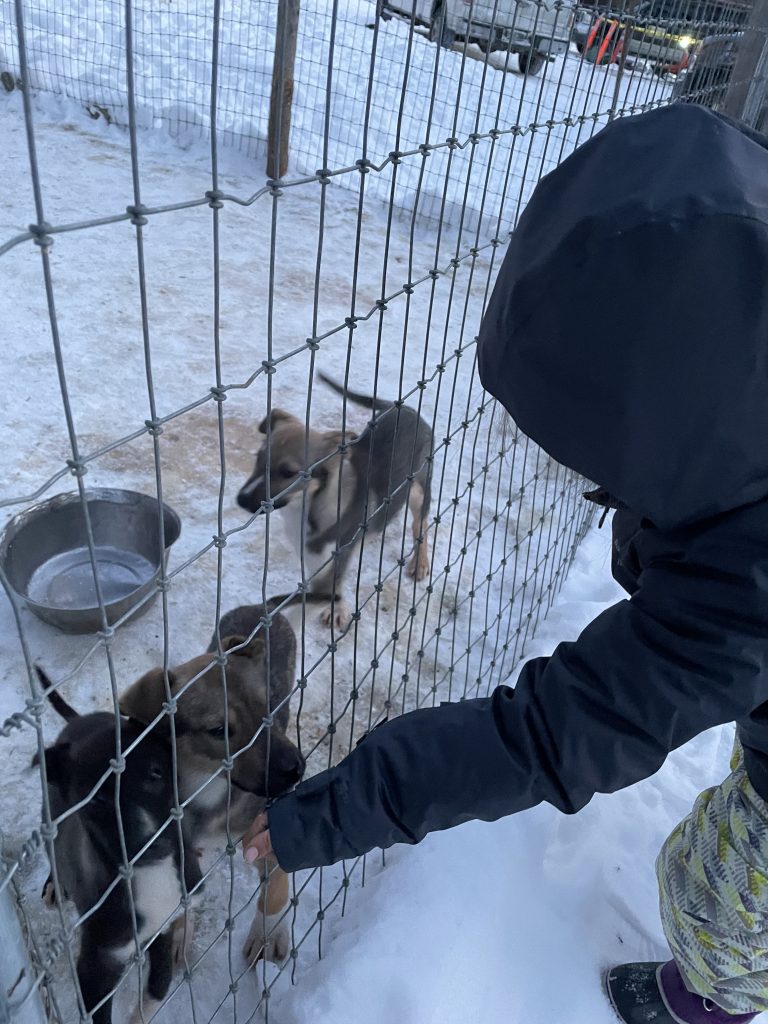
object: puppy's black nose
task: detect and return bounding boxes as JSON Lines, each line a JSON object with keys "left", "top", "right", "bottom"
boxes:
{"left": 269, "top": 750, "right": 305, "bottom": 794}
{"left": 237, "top": 475, "right": 265, "bottom": 512}
{"left": 237, "top": 489, "right": 256, "bottom": 512}
{"left": 288, "top": 751, "right": 305, "bottom": 785}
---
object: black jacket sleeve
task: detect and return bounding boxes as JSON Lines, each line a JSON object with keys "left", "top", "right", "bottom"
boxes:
{"left": 268, "top": 540, "right": 768, "bottom": 872}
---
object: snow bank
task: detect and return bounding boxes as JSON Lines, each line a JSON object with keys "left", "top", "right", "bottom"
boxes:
{"left": 0, "top": 0, "right": 672, "bottom": 233}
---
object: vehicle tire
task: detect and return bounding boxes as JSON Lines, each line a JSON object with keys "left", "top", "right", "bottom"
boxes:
{"left": 429, "top": 3, "right": 456, "bottom": 48}
{"left": 575, "top": 41, "right": 585, "bottom": 53}
{"left": 517, "top": 51, "right": 546, "bottom": 75}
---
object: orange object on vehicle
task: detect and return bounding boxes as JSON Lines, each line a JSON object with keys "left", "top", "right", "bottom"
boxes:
{"left": 585, "top": 16, "right": 624, "bottom": 65}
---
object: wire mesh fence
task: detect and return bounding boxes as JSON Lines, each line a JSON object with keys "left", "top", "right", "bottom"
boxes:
{"left": 0, "top": 0, "right": 765, "bottom": 1022}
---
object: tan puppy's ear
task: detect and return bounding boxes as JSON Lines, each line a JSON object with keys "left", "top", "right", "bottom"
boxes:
{"left": 120, "top": 668, "right": 176, "bottom": 725}
{"left": 257, "top": 409, "right": 293, "bottom": 434}
{"left": 220, "top": 634, "right": 265, "bottom": 660}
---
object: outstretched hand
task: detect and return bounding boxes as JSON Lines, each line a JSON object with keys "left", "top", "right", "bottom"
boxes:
{"left": 242, "top": 812, "right": 273, "bottom": 864}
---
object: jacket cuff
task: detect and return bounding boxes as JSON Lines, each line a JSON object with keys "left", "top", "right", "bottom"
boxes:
{"left": 267, "top": 767, "right": 350, "bottom": 872}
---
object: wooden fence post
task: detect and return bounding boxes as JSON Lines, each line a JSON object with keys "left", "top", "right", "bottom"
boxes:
{"left": 723, "top": 0, "right": 768, "bottom": 123}
{"left": 267, "top": 0, "right": 300, "bottom": 179}
{"left": 608, "top": 0, "right": 638, "bottom": 122}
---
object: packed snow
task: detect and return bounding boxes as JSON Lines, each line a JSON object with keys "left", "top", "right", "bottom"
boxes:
{"left": 0, "top": 1, "right": 703, "bottom": 1022}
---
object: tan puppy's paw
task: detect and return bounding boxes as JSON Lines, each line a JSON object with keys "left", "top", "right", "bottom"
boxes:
{"left": 320, "top": 598, "right": 351, "bottom": 630}
{"left": 407, "top": 548, "right": 430, "bottom": 581}
{"left": 243, "top": 910, "right": 290, "bottom": 965}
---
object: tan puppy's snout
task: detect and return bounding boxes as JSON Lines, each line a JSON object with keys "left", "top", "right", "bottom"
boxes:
{"left": 237, "top": 474, "right": 265, "bottom": 512}
{"left": 266, "top": 739, "right": 305, "bottom": 796}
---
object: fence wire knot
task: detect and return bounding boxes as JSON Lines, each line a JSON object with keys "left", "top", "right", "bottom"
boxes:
{"left": 126, "top": 204, "right": 148, "bottom": 226}
{"left": 28, "top": 221, "right": 53, "bottom": 248}
{"left": 66, "top": 457, "right": 87, "bottom": 478}
{"left": 40, "top": 822, "right": 57, "bottom": 842}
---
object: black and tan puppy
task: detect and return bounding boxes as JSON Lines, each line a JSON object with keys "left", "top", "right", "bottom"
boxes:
{"left": 120, "top": 607, "right": 303, "bottom": 965}
{"left": 237, "top": 373, "right": 433, "bottom": 627}
{"left": 36, "top": 668, "right": 201, "bottom": 1024}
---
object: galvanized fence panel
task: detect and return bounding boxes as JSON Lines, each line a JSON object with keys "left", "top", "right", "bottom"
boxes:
{"left": 0, "top": 0, "right": 765, "bottom": 1022}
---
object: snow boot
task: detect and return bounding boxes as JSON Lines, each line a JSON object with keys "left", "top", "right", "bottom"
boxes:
{"left": 604, "top": 961, "right": 759, "bottom": 1024}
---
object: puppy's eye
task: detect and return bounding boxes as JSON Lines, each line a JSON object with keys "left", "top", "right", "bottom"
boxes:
{"left": 207, "top": 726, "right": 227, "bottom": 739}
{"left": 279, "top": 466, "right": 296, "bottom": 480}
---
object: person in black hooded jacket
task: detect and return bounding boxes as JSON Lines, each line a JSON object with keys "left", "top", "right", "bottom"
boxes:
{"left": 242, "top": 104, "right": 768, "bottom": 1024}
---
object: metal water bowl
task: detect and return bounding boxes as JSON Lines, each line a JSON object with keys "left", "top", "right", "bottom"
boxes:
{"left": 0, "top": 489, "right": 181, "bottom": 634}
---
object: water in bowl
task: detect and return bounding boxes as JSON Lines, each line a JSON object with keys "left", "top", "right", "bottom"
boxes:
{"left": 27, "top": 545, "right": 156, "bottom": 611}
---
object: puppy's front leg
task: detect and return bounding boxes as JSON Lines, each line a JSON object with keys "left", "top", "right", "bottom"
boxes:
{"left": 406, "top": 480, "right": 431, "bottom": 581}
{"left": 314, "top": 545, "right": 354, "bottom": 630}
{"left": 171, "top": 841, "right": 202, "bottom": 967}
{"left": 128, "top": 930, "right": 174, "bottom": 1024}
{"left": 170, "top": 906, "right": 197, "bottom": 969}
{"left": 77, "top": 934, "right": 123, "bottom": 1024}
{"left": 243, "top": 858, "right": 290, "bottom": 965}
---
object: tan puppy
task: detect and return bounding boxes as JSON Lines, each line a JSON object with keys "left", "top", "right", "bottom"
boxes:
{"left": 237, "top": 374, "right": 433, "bottom": 627}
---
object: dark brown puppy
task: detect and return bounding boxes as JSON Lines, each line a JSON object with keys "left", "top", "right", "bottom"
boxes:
{"left": 120, "top": 607, "right": 303, "bottom": 964}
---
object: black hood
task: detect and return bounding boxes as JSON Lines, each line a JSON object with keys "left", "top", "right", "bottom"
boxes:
{"left": 477, "top": 105, "right": 768, "bottom": 529}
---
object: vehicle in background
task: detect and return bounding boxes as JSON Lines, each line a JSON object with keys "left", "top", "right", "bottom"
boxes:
{"left": 378, "top": 0, "right": 436, "bottom": 25}
{"left": 380, "top": 0, "right": 578, "bottom": 75}
{"left": 671, "top": 29, "right": 742, "bottom": 104}
{"left": 577, "top": 0, "right": 748, "bottom": 75}
{"left": 441, "top": 0, "right": 578, "bottom": 73}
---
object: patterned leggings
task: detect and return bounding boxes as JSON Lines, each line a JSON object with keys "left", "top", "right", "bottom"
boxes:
{"left": 658, "top": 739, "right": 768, "bottom": 1014}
